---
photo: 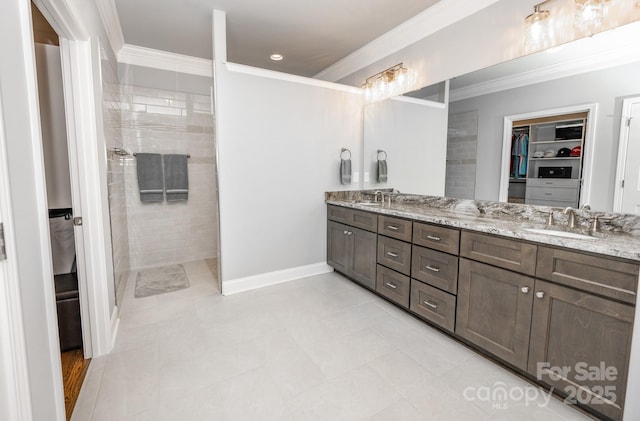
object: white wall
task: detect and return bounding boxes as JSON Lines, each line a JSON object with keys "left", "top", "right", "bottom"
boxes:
{"left": 448, "top": 60, "right": 640, "bottom": 210}
{"left": 216, "top": 64, "right": 363, "bottom": 287}
{"left": 363, "top": 98, "right": 447, "bottom": 195}
{"left": 35, "top": 43, "right": 73, "bottom": 210}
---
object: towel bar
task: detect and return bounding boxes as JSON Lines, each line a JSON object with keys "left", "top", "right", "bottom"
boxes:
{"left": 134, "top": 153, "right": 191, "bottom": 158}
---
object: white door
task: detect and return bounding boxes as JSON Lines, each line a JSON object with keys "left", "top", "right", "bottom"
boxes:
{"left": 615, "top": 98, "right": 640, "bottom": 214}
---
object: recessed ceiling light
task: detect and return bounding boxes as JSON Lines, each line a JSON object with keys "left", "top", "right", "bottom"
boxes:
{"left": 270, "top": 53, "right": 283, "bottom": 61}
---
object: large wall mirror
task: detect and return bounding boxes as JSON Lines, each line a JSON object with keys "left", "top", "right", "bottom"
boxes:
{"left": 363, "top": 21, "right": 640, "bottom": 213}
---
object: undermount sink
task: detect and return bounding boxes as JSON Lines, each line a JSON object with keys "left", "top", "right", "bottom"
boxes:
{"left": 356, "top": 201, "right": 382, "bottom": 206}
{"left": 523, "top": 228, "right": 596, "bottom": 240}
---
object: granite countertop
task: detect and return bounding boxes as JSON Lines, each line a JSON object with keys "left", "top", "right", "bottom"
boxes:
{"left": 326, "top": 192, "right": 640, "bottom": 262}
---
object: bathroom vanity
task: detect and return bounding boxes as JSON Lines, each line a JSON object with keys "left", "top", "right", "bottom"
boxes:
{"left": 326, "top": 192, "right": 640, "bottom": 421}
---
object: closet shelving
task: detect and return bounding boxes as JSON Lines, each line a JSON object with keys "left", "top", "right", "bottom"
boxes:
{"left": 509, "top": 112, "right": 588, "bottom": 207}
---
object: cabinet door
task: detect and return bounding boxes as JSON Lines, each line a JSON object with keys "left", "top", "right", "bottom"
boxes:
{"left": 327, "top": 221, "right": 351, "bottom": 275}
{"left": 350, "top": 227, "right": 377, "bottom": 289}
{"left": 528, "top": 280, "right": 634, "bottom": 421}
{"left": 456, "top": 258, "right": 534, "bottom": 370}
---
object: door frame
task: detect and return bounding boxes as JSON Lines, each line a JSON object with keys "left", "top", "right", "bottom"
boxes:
{"left": 499, "top": 103, "right": 598, "bottom": 206}
{"left": 0, "top": 85, "right": 34, "bottom": 421}
{"left": 613, "top": 96, "right": 640, "bottom": 212}
{"left": 34, "top": 0, "right": 117, "bottom": 358}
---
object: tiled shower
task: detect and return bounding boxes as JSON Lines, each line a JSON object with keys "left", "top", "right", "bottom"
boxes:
{"left": 105, "top": 64, "right": 219, "bottom": 300}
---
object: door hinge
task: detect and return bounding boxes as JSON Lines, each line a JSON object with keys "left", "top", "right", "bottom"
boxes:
{"left": 73, "top": 217, "right": 83, "bottom": 226}
{"left": 622, "top": 179, "right": 625, "bottom": 188}
{"left": 0, "top": 223, "right": 6, "bottom": 261}
{"left": 628, "top": 117, "right": 634, "bottom": 127}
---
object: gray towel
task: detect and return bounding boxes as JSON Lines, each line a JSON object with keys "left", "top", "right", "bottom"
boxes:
{"left": 340, "top": 159, "right": 352, "bottom": 185}
{"left": 163, "top": 154, "right": 189, "bottom": 202}
{"left": 377, "top": 159, "right": 388, "bottom": 183}
{"left": 136, "top": 153, "right": 164, "bottom": 203}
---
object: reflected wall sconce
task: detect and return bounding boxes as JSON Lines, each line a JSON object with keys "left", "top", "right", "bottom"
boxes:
{"left": 362, "top": 63, "right": 414, "bottom": 103}
{"left": 524, "top": 0, "right": 638, "bottom": 54}
{"left": 574, "top": 0, "right": 610, "bottom": 36}
{"left": 524, "top": 1, "right": 555, "bottom": 53}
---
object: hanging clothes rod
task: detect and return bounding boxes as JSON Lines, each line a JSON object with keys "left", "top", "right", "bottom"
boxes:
{"left": 133, "top": 152, "right": 191, "bottom": 158}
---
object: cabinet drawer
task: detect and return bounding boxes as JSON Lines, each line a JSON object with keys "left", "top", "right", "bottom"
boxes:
{"left": 413, "top": 222, "right": 460, "bottom": 255}
{"left": 378, "top": 216, "right": 412, "bottom": 242}
{"left": 460, "top": 231, "right": 537, "bottom": 276}
{"left": 410, "top": 280, "right": 456, "bottom": 333}
{"left": 527, "top": 178, "right": 579, "bottom": 188}
{"left": 327, "top": 205, "right": 377, "bottom": 233}
{"left": 327, "top": 205, "right": 351, "bottom": 224}
{"left": 526, "top": 186, "right": 578, "bottom": 202}
{"left": 536, "top": 246, "right": 639, "bottom": 304}
{"left": 351, "top": 208, "right": 378, "bottom": 232}
{"left": 376, "top": 265, "right": 410, "bottom": 308}
{"left": 377, "top": 236, "right": 411, "bottom": 276}
{"left": 411, "top": 245, "right": 459, "bottom": 294}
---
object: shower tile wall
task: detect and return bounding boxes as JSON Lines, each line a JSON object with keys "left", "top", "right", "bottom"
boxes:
{"left": 120, "top": 85, "right": 217, "bottom": 270}
{"left": 445, "top": 110, "right": 478, "bottom": 199}
{"left": 102, "top": 58, "right": 130, "bottom": 305}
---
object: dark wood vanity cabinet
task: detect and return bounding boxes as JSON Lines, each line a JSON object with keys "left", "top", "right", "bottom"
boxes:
{"left": 458, "top": 231, "right": 638, "bottom": 420}
{"left": 409, "top": 222, "right": 460, "bottom": 333}
{"left": 327, "top": 208, "right": 377, "bottom": 290}
{"left": 327, "top": 204, "right": 639, "bottom": 421}
{"left": 375, "top": 216, "right": 413, "bottom": 307}
{"left": 529, "top": 279, "right": 634, "bottom": 421}
{"left": 456, "top": 258, "right": 535, "bottom": 370}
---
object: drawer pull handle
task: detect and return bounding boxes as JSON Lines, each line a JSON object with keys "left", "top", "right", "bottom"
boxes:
{"left": 386, "top": 251, "right": 399, "bottom": 257}
{"left": 536, "top": 291, "right": 545, "bottom": 299}
{"left": 343, "top": 230, "right": 348, "bottom": 235}
{"left": 385, "top": 282, "right": 398, "bottom": 289}
{"left": 521, "top": 287, "right": 530, "bottom": 294}
{"left": 426, "top": 265, "right": 440, "bottom": 272}
{"left": 387, "top": 225, "right": 399, "bottom": 231}
{"left": 544, "top": 193, "right": 552, "bottom": 196}
{"left": 424, "top": 300, "right": 438, "bottom": 309}
{"left": 427, "top": 235, "right": 441, "bottom": 241}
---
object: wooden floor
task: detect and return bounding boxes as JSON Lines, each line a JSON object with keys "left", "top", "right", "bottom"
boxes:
{"left": 60, "top": 349, "right": 90, "bottom": 420}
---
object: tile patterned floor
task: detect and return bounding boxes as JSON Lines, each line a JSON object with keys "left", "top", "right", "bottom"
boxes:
{"left": 72, "top": 262, "right": 594, "bottom": 420}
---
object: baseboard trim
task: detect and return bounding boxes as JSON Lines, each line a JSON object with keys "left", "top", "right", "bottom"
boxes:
{"left": 222, "top": 262, "right": 334, "bottom": 296}
{"left": 109, "top": 306, "right": 119, "bottom": 352}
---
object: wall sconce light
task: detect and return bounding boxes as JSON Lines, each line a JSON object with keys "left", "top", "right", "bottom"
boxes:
{"left": 362, "top": 63, "right": 413, "bottom": 103}
{"left": 574, "top": 0, "right": 610, "bottom": 36}
{"left": 524, "top": 1, "right": 555, "bottom": 53}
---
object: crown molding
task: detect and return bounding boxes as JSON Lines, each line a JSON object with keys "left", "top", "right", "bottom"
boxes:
{"left": 314, "top": 0, "right": 501, "bottom": 82}
{"left": 449, "top": 43, "right": 640, "bottom": 102}
{"left": 95, "top": 0, "right": 125, "bottom": 55}
{"left": 117, "top": 44, "right": 213, "bottom": 77}
{"left": 226, "top": 62, "right": 363, "bottom": 94}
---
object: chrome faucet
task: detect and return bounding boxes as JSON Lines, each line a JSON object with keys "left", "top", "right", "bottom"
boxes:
{"left": 382, "top": 192, "right": 392, "bottom": 206}
{"left": 563, "top": 207, "right": 576, "bottom": 228}
{"left": 373, "top": 190, "right": 383, "bottom": 203}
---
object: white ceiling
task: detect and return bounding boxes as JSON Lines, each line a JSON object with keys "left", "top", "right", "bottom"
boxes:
{"left": 113, "top": 0, "right": 441, "bottom": 77}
